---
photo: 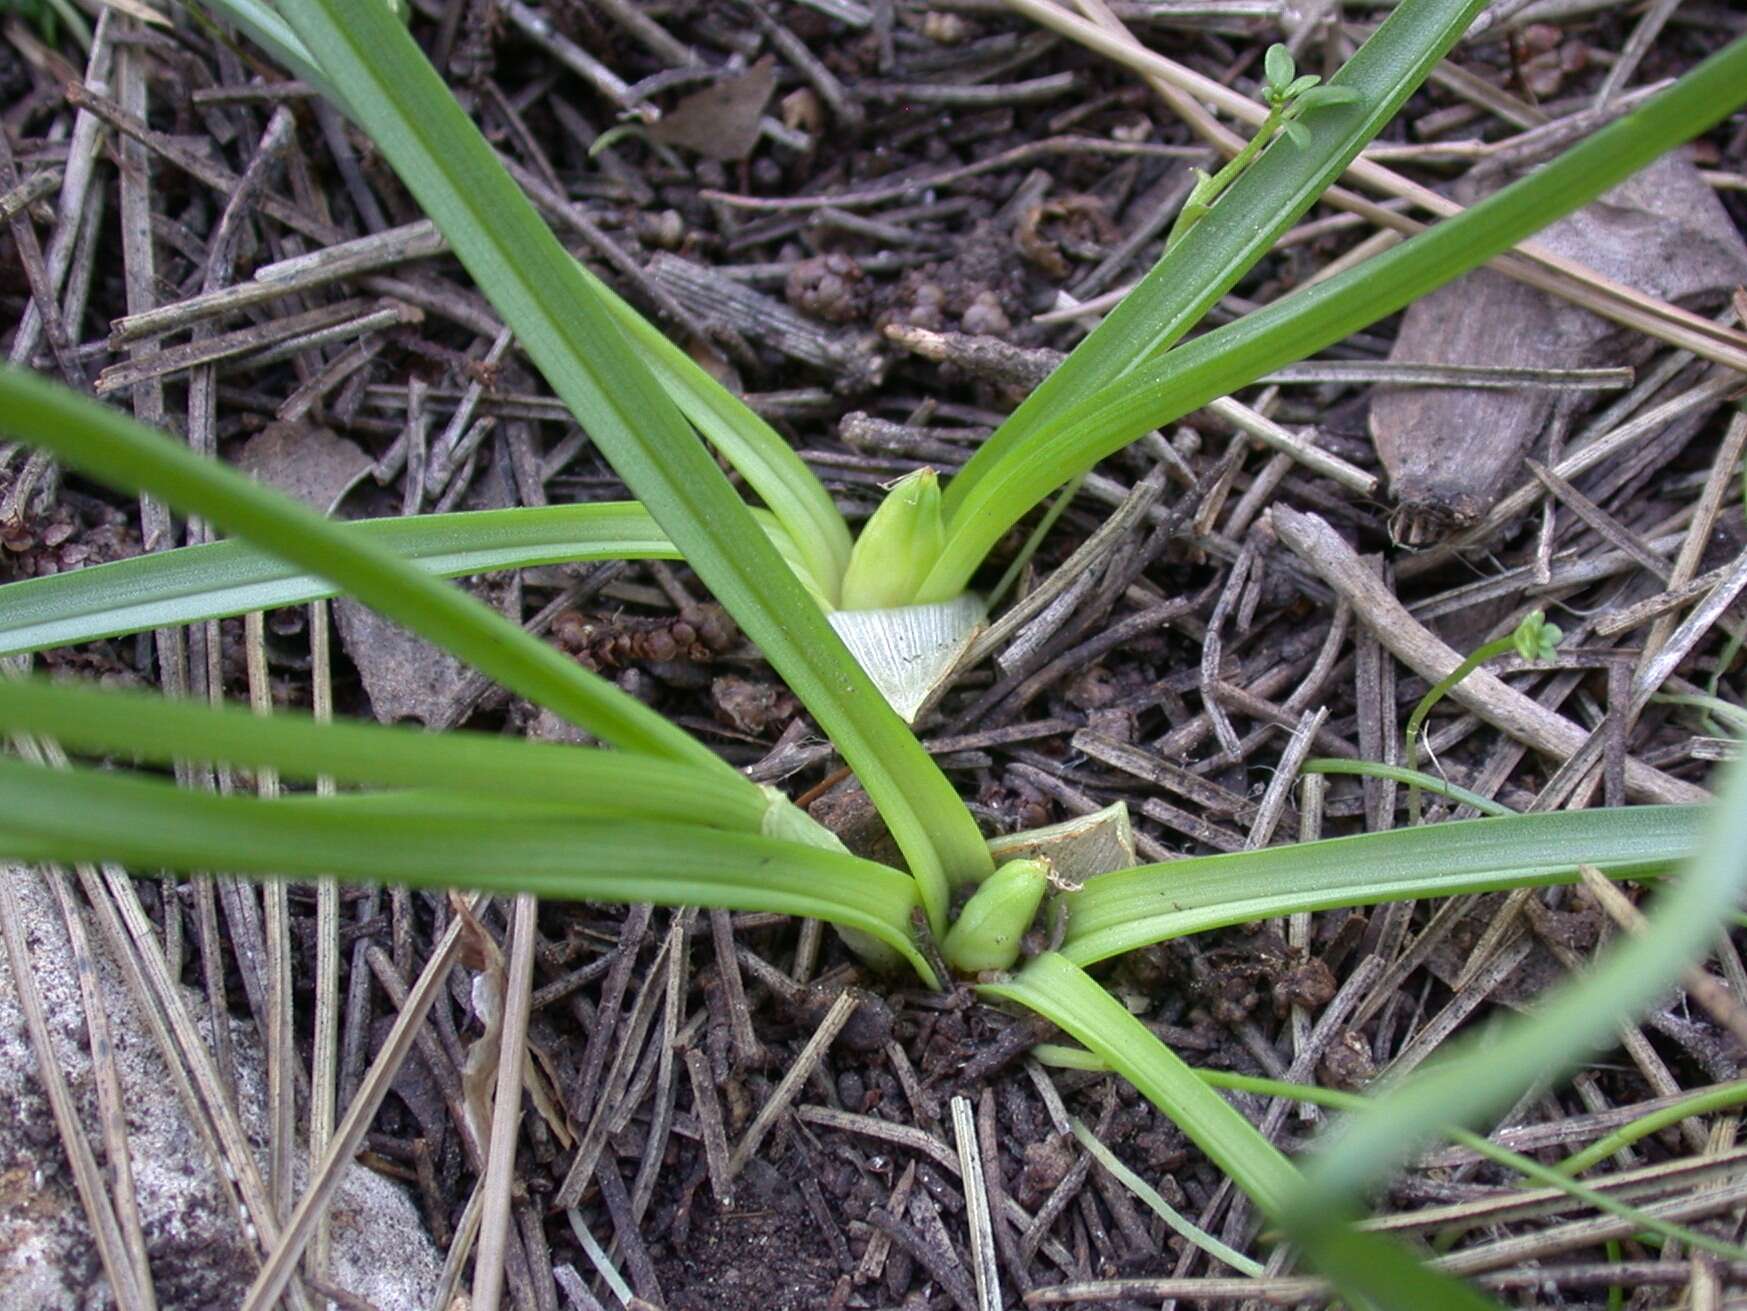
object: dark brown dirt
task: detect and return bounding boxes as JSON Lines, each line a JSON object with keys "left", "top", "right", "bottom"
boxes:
{"left": 4, "top": 2, "right": 1747, "bottom": 1309}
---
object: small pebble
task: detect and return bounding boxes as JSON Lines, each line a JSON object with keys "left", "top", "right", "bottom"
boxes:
{"left": 960, "top": 290, "right": 1010, "bottom": 336}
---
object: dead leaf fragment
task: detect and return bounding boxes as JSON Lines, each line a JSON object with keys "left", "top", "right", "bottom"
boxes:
{"left": 234, "top": 420, "right": 372, "bottom": 516}
{"left": 648, "top": 57, "right": 775, "bottom": 161}
{"left": 454, "top": 898, "right": 506, "bottom": 1156}
{"left": 1371, "top": 152, "right": 1747, "bottom": 540}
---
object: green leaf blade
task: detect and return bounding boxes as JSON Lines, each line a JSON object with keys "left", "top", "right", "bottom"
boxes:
{"left": 277, "top": 0, "right": 991, "bottom": 915}
{"left": 0, "top": 674, "right": 766, "bottom": 833}
{"left": 930, "top": 33, "right": 1747, "bottom": 585}
{"left": 580, "top": 264, "right": 852, "bottom": 602}
{"left": 982, "top": 952, "right": 1302, "bottom": 1218}
{"left": 0, "top": 503, "right": 681, "bottom": 656}
{"left": 1060, "top": 807, "right": 1706, "bottom": 966}
{"left": 1288, "top": 768, "right": 1747, "bottom": 1212}
{"left": 0, "top": 754, "right": 933, "bottom": 981}
{"left": 0, "top": 368, "right": 729, "bottom": 778}
{"left": 928, "top": 0, "right": 1491, "bottom": 595}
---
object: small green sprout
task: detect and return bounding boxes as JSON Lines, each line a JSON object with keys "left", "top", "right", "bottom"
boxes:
{"left": 1262, "top": 44, "right": 1364, "bottom": 148}
{"left": 941, "top": 857, "right": 1050, "bottom": 973}
{"left": 839, "top": 467, "right": 946, "bottom": 611}
{"left": 1511, "top": 608, "right": 1564, "bottom": 663}
{"left": 1167, "top": 44, "right": 1363, "bottom": 251}
{"left": 1405, "top": 609, "right": 1563, "bottom": 822}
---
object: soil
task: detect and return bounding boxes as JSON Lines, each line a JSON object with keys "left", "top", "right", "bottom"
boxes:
{"left": 3, "top": 2, "right": 1747, "bottom": 1309}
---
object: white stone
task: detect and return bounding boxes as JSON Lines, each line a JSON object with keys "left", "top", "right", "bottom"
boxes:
{"left": 0, "top": 866, "right": 443, "bottom": 1310}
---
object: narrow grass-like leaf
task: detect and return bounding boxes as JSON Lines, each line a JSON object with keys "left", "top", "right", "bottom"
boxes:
{"left": 0, "top": 755, "right": 934, "bottom": 983}
{"left": 1653, "top": 692, "right": 1747, "bottom": 736}
{"left": 929, "top": 34, "right": 1747, "bottom": 591}
{"left": 277, "top": 0, "right": 990, "bottom": 921}
{"left": 980, "top": 951, "right": 1301, "bottom": 1219}
{"left": 1068, "top": 1117, "right": 1263, "bottom": 1276}
{"left": 1061, "top": 807, "right": 1705, "bottom": 966}
{"left": 0, "top": 675, "right": 764, "bottom": 832}
{"left": 0, "top": 503, "right": 680, "bottom": 656}
{"left": 202, "top": 0, "right": 850, "bottom": 600}
{"left": 1555, "top": 1079, "right": 1747, "bottom": 1177}
{"left": 1017, "top": 1023, "right": 1501, "bottom": 1308}
{"left": 192, "top": 0, "right": 338, "bottom": 102}
{"left": 579, "top": 265, "right": 851, "bottom": 602}
{"left": 1285, "top": 762, "right": 1747, "bottom": 1220}
{"left": 1301, "top": 758, "right": 1515, "bottom": 817}
{"left": 1298, "top": 1224, "right": 1503, "bottom": 1311}
{"left": 0, "top": 368, "right": 729, "bottom": 778}
{"left": 1034, "top": 1060, "right": 1747, "bottom": 1265}
{"left": 1206, "top": 1071, "right": 1747, "bottom": 1263}
{"left": 925, "top": 0, "right": 1488, "bottom": 597}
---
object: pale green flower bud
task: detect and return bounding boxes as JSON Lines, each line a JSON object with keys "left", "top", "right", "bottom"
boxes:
{"left": 942, "top": 858, "right": 1049, "bottom": 974}
{"left": 839, "top": 468, "right": 944, "bottom": 611}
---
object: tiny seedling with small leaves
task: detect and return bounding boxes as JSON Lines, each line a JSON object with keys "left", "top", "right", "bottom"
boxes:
{"left": 1165, "top": 43, "right": 1365, "bottom": 253}
{"left": 1404, "top": 609, "right": 1565, "bottom": 821}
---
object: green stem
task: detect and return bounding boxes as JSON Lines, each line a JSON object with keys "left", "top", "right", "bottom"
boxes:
{"left": 1650, "top": 693, "right": 1747, "bottom": 736}
{"left": 1195, "top": 1072, "right": 1747, "bottom": 1263}
{"left": 1033, "top": 1055, "right": 1747, "bottom": 1267}
{"left": 1163, "top": 110, "right": 1282, "bottom": 253}
{"left": 1403, "top": 634, "right": 1518, "bottom": 823}
{"left": 1555, "top": 1078, "right": 1747, "bottom": 1177}
{"left": 1301, "top": 757, "right": 1515, "bottom": 817}
{"left": 1702, "top": 616, "right": 1747, "bottom": 732}
{"left": 985, "top": 472, "right": 1084, "bottom": 611}
{"left": 1068, "top": 1117, "right": 1263, "bottom": 1275}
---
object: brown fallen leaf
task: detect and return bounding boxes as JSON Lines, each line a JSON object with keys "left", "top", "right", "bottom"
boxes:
{"left": 648, "top": 56, "right": 775, "bottom": 161}
{"left": 454, "top": 896, "right": 506, "bottom": 1158}
{"left": 1370, "top": 151, "right": 1747, "bottom": 542}
{"left": 233, "top": 420, "right": 372, "bottom": 517}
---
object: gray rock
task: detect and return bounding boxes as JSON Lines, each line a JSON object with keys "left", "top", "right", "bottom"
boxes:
{"left": 0, "top": 866, "right": 444, "bottom": 1310}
